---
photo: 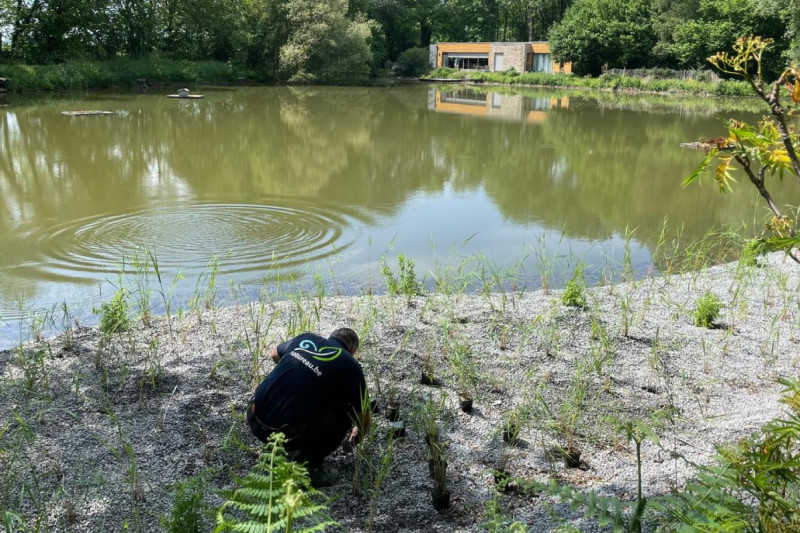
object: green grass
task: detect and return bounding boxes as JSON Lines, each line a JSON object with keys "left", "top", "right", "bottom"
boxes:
{"left": 0, "top": 56, "right": 257, "bottom": 92}
{"left": 423, "top": 67, "right": 752, "bottom": 97}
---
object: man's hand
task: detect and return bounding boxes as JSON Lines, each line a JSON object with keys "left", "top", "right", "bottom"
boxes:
{"left": 270, "top": 347, "right": 279, "bottom": 364}
{"left": 348, "top": 426, "right": 360, "bottom": 447}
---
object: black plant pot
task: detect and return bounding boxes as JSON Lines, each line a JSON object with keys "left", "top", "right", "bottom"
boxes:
{"left": 420, "top": 371, "right": 436, "bottom": 386}
{"left": 563, "top": 448, "right": 581, "bottom": 468}
{"left": 385, "top": 403, "right": 399, "bottom": 422}
{"left": 430, "top": 487, "right": 451, "bottom": 510}
{"left": 458, "top": 395, "right": 473, "bottom": 413}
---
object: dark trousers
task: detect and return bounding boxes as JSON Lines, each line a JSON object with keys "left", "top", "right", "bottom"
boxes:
{"left": 246, "top": 401, "right": 349, "bottom": 468}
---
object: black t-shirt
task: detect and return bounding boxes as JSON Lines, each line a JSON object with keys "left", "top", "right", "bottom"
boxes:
{"left": 252, "top": 332, "right": 366, "bottom": 429}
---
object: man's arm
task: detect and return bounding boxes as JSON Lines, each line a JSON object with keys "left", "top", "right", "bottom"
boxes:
{"left": 272, "top": 339, "right": 293, "bottom": 363}
{"left": 349, "top": 410, "right": 371, "bottom": 447}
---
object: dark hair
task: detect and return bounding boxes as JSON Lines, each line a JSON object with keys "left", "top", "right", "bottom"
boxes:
{"left": 329, "top": 327, "right": 359, "bottom": 354}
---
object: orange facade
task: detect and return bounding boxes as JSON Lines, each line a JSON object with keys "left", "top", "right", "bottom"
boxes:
{"left": 434, "top": 42, "right": 571, "bottom": 74}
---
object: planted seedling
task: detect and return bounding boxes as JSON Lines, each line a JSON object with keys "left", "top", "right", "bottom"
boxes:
{"left": 502, "top": 415, "right": 521, "bottom": 445}
{"left": 420, "top": 348, "right": 439, "bottom": 386}
{"left": 694, "top": 291, "right": 723, "bottom": 328}
{"left": 561, "top": 263, "right": 587, "bottom": 309}
{"left": 446, "top": 333, "right": 478, "bottom": 413}
{"left": 416, "top": 394, "right": 446, "bottom": 448}
{"left": 428, "top": 440, "right": 450, "bottom": 510}
{"left": 385, "top": 387, "right": 399, "bottom": 422}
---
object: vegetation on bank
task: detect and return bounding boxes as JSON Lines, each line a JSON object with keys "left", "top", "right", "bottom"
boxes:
{"left": 2, "top": 0, "right": 800, "bottom": 88}
{"left": 1, "top": 227, "right": 799, "bottom": 531}
{"left": 0, "top": 57, "right": 254, "bottom": 92}
{"left": 422, "top": 67, "right": 753, "bottom": 96}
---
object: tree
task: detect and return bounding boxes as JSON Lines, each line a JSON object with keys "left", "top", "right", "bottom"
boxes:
{"left": 659, "top": 0, "right": 788, "bottom": 76}
{"left": 683, "top": 37, "right": 800, "bottom": 264}
{"left": 549, "top": 0, "right": 656, "bottom": 75}
{"left": 279, "top": 0, "right": 376, "bottom": 84}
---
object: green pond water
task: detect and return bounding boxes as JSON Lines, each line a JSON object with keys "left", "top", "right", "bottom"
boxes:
{"left": 0, "top": 85, "right": 777, "bottom": 342}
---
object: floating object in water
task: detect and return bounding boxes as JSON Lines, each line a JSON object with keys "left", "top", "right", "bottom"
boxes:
{"left": 61, "top": 111, "right": 115, "bottom": 116}
{"left": 167, "top": 88, "right": 203, "bottom": 99}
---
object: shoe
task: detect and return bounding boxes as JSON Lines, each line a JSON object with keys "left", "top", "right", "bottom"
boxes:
{"left": 309, "top": 465, "right": 339, "bottom": 488}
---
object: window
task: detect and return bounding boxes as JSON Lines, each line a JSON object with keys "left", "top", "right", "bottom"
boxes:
{"left": 443, "top": 53, "right": 488, "bottom": 70}
{"left": 532, "top": 53, "right": 552, "bottom": 73}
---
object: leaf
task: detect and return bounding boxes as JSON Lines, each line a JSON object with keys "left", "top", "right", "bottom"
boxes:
{"left": 682, "top": 150, "right": 716, "bottom": 188}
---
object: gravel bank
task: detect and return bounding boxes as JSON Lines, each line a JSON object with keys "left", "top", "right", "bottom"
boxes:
{"left": 1, "top": 254, "right": 798, "bottom": 532}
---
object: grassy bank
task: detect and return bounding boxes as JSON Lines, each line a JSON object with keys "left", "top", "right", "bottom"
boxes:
{"left": 423, "top": 67, "right": 753, "bottom": 97}
{"left": 1, "top": 233, "right": 799, "bottom": 531}
{"left": 0, "top": 57, "right": 259, "bottom": 92}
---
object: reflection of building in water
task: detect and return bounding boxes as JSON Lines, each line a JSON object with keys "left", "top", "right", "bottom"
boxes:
{"left": 429, "top": 42, "right": 571, "bottom": 74}
{"left": 428, "top": 89, "right": 569, "bottom": 123}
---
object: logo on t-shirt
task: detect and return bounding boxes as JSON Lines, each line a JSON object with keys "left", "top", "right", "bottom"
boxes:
{"left": 297, "top": 339, "right": 342, "bottom": 362}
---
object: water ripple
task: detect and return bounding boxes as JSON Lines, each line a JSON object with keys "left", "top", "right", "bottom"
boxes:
{"left": 25, "top": 202, "right": 354, "bottom": 281}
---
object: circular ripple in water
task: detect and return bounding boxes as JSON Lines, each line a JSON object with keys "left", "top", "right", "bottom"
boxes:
{"left": 28, "top": 203, "right": 353, "bottom": 280}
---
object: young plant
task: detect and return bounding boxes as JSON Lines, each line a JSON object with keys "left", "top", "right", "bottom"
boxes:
{"left": 537, "top": 363, "right": 592, "bottom": 466}
{"left": 428, "top": 439, "right": 450, "bottom": 510}
{"left": 561, "top": 263, "right": 587, "bottom": 309}
{"left": 162, "top": 476, "right": 209, "bottom": 533}
{"left": 693, "top": 291, "right": 722, "bottom": 328}
{"left": 380, "top": 253, "right": 423, "bottom": 303}
{"left": 215, "top": 433, "right": 335, "bottom": 532}
{"left": 446, "top": 334, "right": 478, "bottom": 411}
{"left": 501, "top": 403, "right": 530, "bottom": 446}
{"left": 97, "top": 287, "right": 130, "bottom": 335}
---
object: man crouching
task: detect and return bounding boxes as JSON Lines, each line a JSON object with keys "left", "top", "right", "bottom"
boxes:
{"left": 247, "top": 328, "right": 370, "bottom": 487}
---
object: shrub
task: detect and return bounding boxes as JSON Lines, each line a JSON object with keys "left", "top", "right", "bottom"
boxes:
{"left": 561, "top": 264, "right": 587, "bottom": 309}
{"left": 381, "top": 253, "right": 423, "bottom": 300}
{"left": 395, "top": 47, "right": 431, "bottom": 77}
{"left": 693, "top": 291, "right": 722, "bottom": 328}
{"left": 97, "top": 288, "right": 130, "bottom": 334}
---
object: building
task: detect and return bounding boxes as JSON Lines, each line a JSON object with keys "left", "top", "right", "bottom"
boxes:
{"left": 429, "top": 42, "right": 571, "bottom": 74}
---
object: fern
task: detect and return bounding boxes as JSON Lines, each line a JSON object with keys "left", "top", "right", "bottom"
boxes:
{"left": 214, "top": 433, "right": 337, "bottom": 533}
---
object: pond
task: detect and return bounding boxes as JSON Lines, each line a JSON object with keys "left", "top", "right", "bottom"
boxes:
{"left": 0, "top": 84, "right": 775, "bottom": 343}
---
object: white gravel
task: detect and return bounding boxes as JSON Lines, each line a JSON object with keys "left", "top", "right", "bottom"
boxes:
{"left": 1, "top": 253, "right": 798, "bottom": 532}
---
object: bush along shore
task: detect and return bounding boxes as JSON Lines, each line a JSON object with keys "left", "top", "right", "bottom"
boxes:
{"left": 1, "top": 250, "right": 800, "bottom": 532}
{"left": 0, "top": 58, "right": 257, "bottom": 92}
{"left": 422, "top": 67, "right": 754, "bottom": 97}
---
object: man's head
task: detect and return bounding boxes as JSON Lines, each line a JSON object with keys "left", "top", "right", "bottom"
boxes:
{"left": 329, "top": 327, "right": 359, "bottom": 355}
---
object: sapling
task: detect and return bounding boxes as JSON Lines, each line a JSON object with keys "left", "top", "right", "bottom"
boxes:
{"left": 381, "top": 252, "right": 423, "bottom": 305}
{"left": 501, "top": 403, "right": 530, "bottom": 446}
{"left": 693, "top": 291, "right": 722, "bottom": 328}
{"left": 561, "top": 263, "right": 587, "bottom": 309}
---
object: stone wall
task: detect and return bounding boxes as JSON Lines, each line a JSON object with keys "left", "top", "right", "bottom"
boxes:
{"left": 490, "top": 43, "right": 526, "bottom": 73}
{"left": 429, "top": 45, "right": 438, "bottom": 69}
